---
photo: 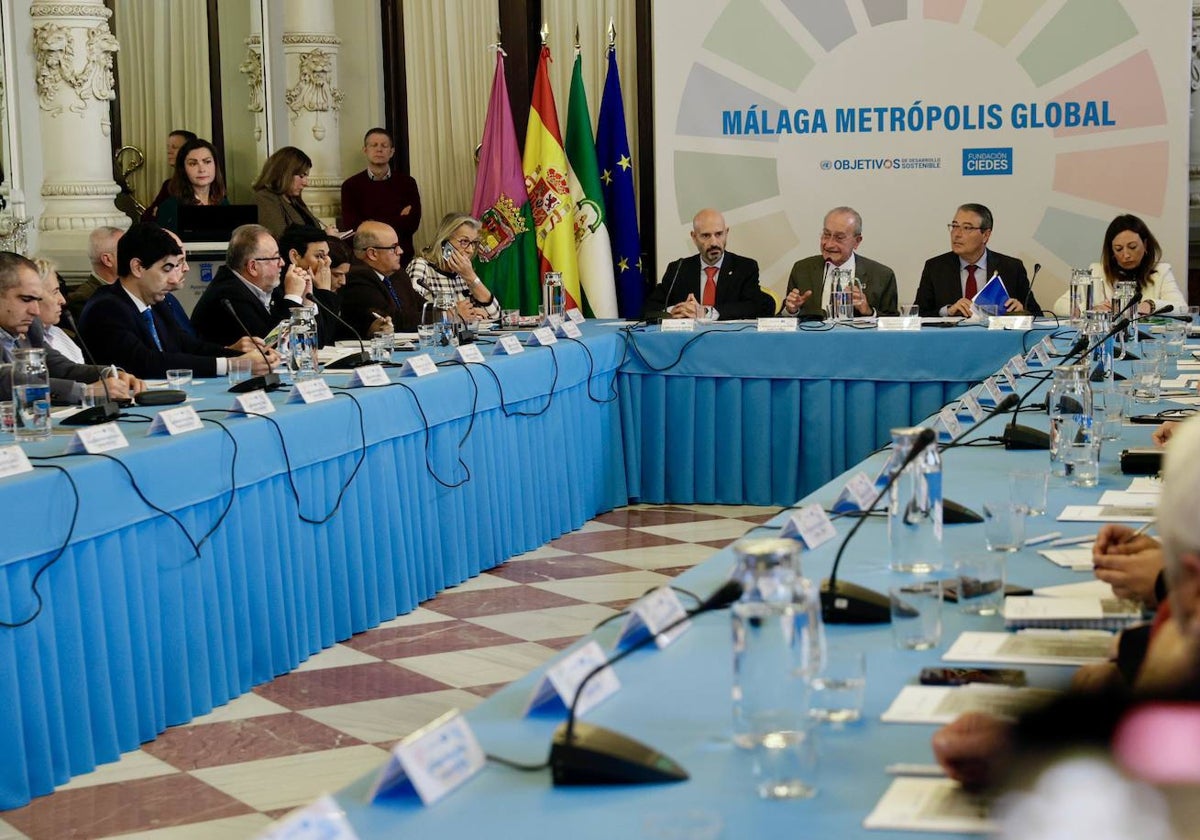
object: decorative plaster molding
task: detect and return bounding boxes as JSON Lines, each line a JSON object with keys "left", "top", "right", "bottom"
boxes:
{"left": 285, "top": 49, "right": 344, "bottom": 141}
{"left": 33, "top": 19, "right": 118, "bottom": 116}
{"left": 38, "top": 213, "right": 127, "bottom": 232}
{"left": 282, "top": 33, "right": 341, "bottom": 46}
{"left": 239, "top": 41, "right": 265, "bottom": 141}
{"left": 30, "top": 4, "right": 111, "bottom": 20}
{"left": 1193, "top": 5, "right": 1200, "bottom": 91}
{"left": 306, "top": 177, "right": 342, "bottom": 190}
{"left": 41, "top": 182, "right": 120, "bottom": 197}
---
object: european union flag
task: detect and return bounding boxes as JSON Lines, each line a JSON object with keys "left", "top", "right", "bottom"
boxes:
{"left": 972, "top": 272, "right": 1009, "bottom": 312}
{"left": 595, "top": 46, "right": 644, "bottom": 319}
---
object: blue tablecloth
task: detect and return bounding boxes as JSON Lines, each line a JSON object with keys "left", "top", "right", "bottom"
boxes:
{"left": 617, "top": 323, "right": 1051, "bottom": 505}
{"left": 334, "top": 340, "right": 1161, "bottom": 839}
{"left": 0, "top": 329, "right": 628, "bottom": 810}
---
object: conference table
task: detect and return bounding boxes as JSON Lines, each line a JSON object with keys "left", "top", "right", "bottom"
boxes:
{"left": 0, "top": 319, "right": 1059, "bottom": 811}
{"left": 617, "top": 322, "right": 1043, "bottom": 506}
{"left": 332, "top": 329, "right": 1166, "bottom": 838}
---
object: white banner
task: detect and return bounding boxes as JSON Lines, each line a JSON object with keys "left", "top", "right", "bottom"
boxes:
{"left": 653, "top": 0, "right": 1191, "bottom": 309}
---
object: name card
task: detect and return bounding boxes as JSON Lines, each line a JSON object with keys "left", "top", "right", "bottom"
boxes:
{"left": 232, "top": 390, "right": 276, "bottom": 415}
{"left": 757, "top": 317, "right": 798, "bottom": 333}
{"left": 998, "top": 365, "right": 1018, "bottom": 392}
{"left": 978, "top": 377, "right": 1004, "bottom": 406}
{"left": 67, "top": 422, "right": 129, "bottom": 454}
{"left": 956, "top": 391, "right": 985, "bottom": 423}
{"left": 286, "top": 378, "right": 336, "bottom": 403}
{"left": 659, "top": 318, "right": 695, "bottom": 332}
{"left": 147, "top": 405, "right": 203, "bottom": 436}
{"left": 565, "top": 307, "right": 586, "bottom": 324}
{"left": 877, "top": 316, "right": 921, "bottom": 332}
{"left": 542, "top": 313, "right": 565, "bottom": 329}
{"left": 349, "top": 364, "right": 391, "bottom": 387}
{"left": 526, "top": 327, "right": 558, "bottom": 346}
{"left": 832, "top": 471, "right": 878, "bottom": 513}
{"left": 1008, "top": 354, "right": 1030, "bottom": 376}
{"left": 615, "top": 587, "right": 691, "bottom": 651}
{"left": 554, "top": 320, "right": 583, "bottom": 339}
{"left": 0, "top": 445, "right": 33, "bottom": 480}
{"left": 1028, "top": 340, "right": 1052, "bottom": 368}
{"left": 525, "top": 640, "right": 619, "bottom": 718}
{"left": 933, "top": 407, "right": 962, "bottom": 443}
{"left": 255, "top": 795, "right": 360, "bottom": 840}
{"left": 779, "top": 503, "right": 836, "bottom": 551}
{"left": 455, "top": 344, "right": 486, "bottom": 364}
{"left": 986, "top": 315, "right": 1034, "bottom": 331}
{"left": 397, "top": 354, "right": 439, "bottom": 377}
{"left": 367, "top": 710, "right": 485, "bottom": 806}
{"left": 493, "top": 335, "right": 525, "bottom": 355}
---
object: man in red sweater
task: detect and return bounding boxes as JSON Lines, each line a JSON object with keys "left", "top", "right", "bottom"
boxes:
{"left": 339, "top": 128, "right": 421, "bottom": 268}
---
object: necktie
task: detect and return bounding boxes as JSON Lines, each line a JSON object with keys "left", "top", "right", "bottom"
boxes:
{"left": 702, "top": 266, "right": 717, "bottom": 307}
{"left": 965, "top": 264, "right": 978, "bottom": 300}
{"left": 382, "top": 276, "right": 402, "bottom": 311}
{"left": 141, "top": 308, "right": 163, "bottom": 351}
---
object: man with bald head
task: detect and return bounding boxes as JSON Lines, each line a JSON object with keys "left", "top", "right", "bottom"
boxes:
{"left": 781, "top": 206, "right": 899, "bottom": 318}
{"left": 643, "top": 208, "right": 773, "bottom": 321}
{"left": 340, "top": 220, "right": 425, "bottom": 336}
{"left": 67, "top": 226, "right": 123, "bottom": 325}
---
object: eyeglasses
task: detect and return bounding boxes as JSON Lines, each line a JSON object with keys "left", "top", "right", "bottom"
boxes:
{"left": 251, "top": 255, "right": 284, "bottom": 264}
{"left": 947, "top": 223, "right": 986, "bottom": 233}
{"left": 371, "top": 243, "right": 403, "bottom": 253}
{"left": 820, "top": 230, "right": 856, "bottom": 243}
{"left": 454, "top": 238, "right": 482, "bottom": 250}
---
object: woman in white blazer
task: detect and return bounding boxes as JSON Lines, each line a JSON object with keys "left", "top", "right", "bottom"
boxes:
{"left": 1052, "top": 214, "right": 1185, "bottom": 316}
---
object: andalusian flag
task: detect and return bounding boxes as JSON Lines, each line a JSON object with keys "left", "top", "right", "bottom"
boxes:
{"left": 564, "top": 51, "right": 618, "bottom": 318}
{"left": 471, "top": 50, "right": 540, "bottom": 313}
{"left": 523, "top": 45, "right": 581, "bottom": 311}
{"left": 595, "top": 45, "right": 644, "bottom": 319}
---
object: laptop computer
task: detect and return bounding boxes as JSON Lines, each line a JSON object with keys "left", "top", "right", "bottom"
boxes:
{"left": 176, "top": 204, "right": 258, "bottom": 242}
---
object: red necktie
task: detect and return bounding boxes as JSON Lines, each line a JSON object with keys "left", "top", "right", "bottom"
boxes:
{"left": 965, "top": 264, "right": 978, "bottom": 299}
{"left": 703, "top": 266, "right": 717, "bottom": 307}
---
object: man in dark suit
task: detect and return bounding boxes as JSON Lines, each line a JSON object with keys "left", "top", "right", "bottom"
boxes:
{"left": 0, "top": 251, "right": 143, "bottom": 403}
{"left": 781, "top": 206, "right": 899, "bottom": 318}
{"left": 78, "top": 223, "right": 277, "bottom": 379}
{"left": 643, "top": 208, "right": 773, "bottom": 321}
{"left": 340, "top": 220, "right": 424, "bottom": 336}
{"left": 915, "top": 203, "right": 1042, "bottom": 317}
{"left": 190, "top": 224, "right": 311, "bottom": 346}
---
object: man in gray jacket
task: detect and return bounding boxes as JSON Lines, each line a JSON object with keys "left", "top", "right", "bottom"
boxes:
{"left": 0, "top": 251, "right": 143, "bottom": 403}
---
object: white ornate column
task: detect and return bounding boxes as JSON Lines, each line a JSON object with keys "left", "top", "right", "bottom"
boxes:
{"left": 1190, "top": 4, "right": 1200, "bottom": 290}
{"left": 280, "top": 0, "right": 344, "bottom": 225}
{"left": 30, "top": 0, "right": 128, "bottom": 257}
{"left": 238, "top": 3, "right": 270, "bottom": 167}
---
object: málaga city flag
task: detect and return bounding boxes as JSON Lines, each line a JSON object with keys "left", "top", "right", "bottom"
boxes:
{"left": 523, "top": 45, "right": 581, "bottom": 310}
{"left": 564, "top": 51, "right": 618, "bottom": 318}
{"left": 471, "top": 50, "right": 540, "bottom": 314}
{"left": 595, "top": 44, "right": 644, "bottom": 319}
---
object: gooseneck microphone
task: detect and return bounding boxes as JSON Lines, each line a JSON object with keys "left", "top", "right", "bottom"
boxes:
{"left": 58, "top": 309, "right": 120, "bottom": 426}
{"left": 643, "top": 259, "right": 684, "bottom": 324}
{"left": 821, "top": 427, "right": 937, "bottom": 624}
{"left": 1022, "top": 263, "right": 1042, "bottom": 314}
{"left": 549, "top": 579, "right": 744, "bottom": 786}
{"left": 306, "top": 294, "right": 372, "bottom": 369}
{"left": 220, "top": 299, "right": 282, "bottom": 393}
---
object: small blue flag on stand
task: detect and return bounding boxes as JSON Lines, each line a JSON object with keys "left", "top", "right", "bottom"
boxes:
{"left": 972, "top": 272, "right": 1009, "bottom": 311}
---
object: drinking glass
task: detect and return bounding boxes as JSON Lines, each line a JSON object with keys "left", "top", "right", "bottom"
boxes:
{"left": 1008, "top": 470, "right": 1048, "bottom": 516}
{"left": 1130, "top": 360, "right": 1160, "bottom": 402}
{"left": 982, "top": 502, "right": 1025, "bottom": 552}
{"left": 956, "top": 552, "right": 1006, "bottom": 616}
{"left": 227, "top": 358, "right": 252, "bottom": 386}
{"left": 890, "top": 577, "right": 943, "bottom": 650}
{"left": 808, "top": 648, "right": 866, "bottom": 724}
{"left": 1064, "top": 440, "right": 1100, "bottom": 488}
{"left": 166, "top": 368, "right": 193, "bottom": 392}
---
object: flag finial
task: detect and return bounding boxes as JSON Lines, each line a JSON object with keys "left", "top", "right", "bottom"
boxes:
{"left": 540, "top": 22, "right": 549, "bottom": 45}
{"left": 607, "top": 18, "right": 616, "bottom": 47}
{"left": 574, "top": 23, "right": 580, "bottom": 52}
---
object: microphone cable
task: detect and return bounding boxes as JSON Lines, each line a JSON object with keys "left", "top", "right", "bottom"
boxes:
{"left": 0, "top": 463, "right": 80, "bottom": 628}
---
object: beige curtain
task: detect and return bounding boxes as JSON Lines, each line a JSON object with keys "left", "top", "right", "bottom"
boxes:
{"left": 114, "top": 0, "right": 213, "bottom": 209}
{"left": 402, "top": 0, "right": 497, "bottom": 256}
{"left": 544, "top": 0, "right": 639, "bottom": 207}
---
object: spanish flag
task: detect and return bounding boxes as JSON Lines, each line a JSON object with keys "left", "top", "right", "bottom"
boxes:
{"left": 523, "top": 45, "right": 581, "bottom": 311}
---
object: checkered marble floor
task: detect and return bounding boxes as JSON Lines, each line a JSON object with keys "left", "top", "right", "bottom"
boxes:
{"left": 0, "top": 504, "right": 779, "bottom": 840}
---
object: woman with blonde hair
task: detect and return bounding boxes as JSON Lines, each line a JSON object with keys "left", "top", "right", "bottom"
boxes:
{"left": 252, "top": 146, "right": 336, "bottom": 238}
{"left": 33, "top": 257, "right": 85, "bottom": 363}
{"left": 406, "top": 212, "right": 501, "bottom": 322}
